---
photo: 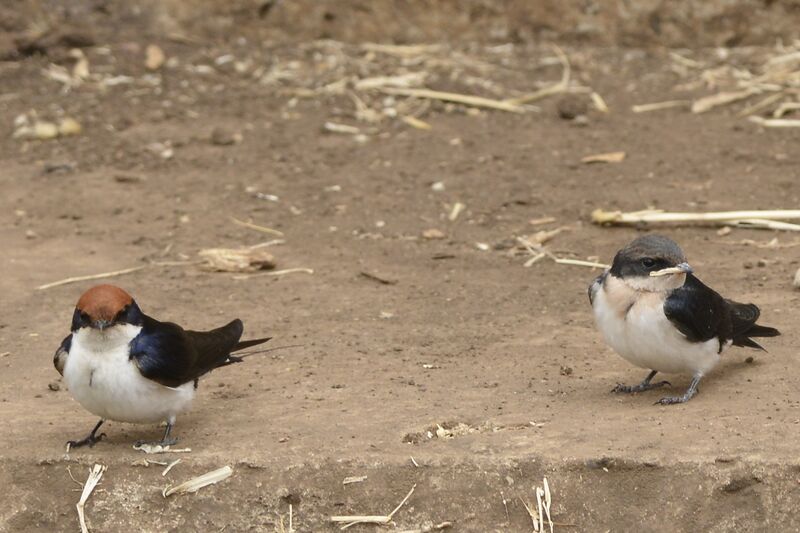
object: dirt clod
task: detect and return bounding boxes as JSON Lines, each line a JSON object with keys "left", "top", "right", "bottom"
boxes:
{"left": 557, "top": 95, "right": 588, "bottom": 120}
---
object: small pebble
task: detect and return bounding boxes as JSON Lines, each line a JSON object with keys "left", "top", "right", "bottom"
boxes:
{"left": 557, "top": 94, "right": 588, "bottom": 120}
{"left": 210, "top": 127, "right": 241, "bottom": 146}
{"left": 422, "top": 228, "right": 446, "bottom": 240}
{"left": 48, "top": 382, "right": 60, "bottom": 391}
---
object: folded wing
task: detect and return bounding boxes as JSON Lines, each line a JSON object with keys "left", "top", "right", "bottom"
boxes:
{"left": 130, "top": 316, "right": 268, "bottom": 388}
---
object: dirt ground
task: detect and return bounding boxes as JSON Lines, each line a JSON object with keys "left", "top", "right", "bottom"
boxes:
{"left": 2, "top": 3, "right": 800, "bottom": 532}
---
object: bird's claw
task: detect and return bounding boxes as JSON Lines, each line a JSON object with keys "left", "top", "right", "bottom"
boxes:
{"left": 612, "top": 380, "right": 671, "bottom": 394}
{"left": 67, "top": 432, "right": 106, "bottom": 449}
{"left": 655, "top": 395, "right": 689, "bottom": 405}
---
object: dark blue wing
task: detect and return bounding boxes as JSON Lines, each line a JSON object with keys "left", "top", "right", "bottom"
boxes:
{"left": 53, "top": 334, "right": 72, "bottom": 375}
{"left": 129, "top": 316, "right": 246, "bottom": 387}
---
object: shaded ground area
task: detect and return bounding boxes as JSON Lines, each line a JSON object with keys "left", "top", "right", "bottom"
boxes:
{"left": 2, "top": 7, "right": 800, "bottom": 532}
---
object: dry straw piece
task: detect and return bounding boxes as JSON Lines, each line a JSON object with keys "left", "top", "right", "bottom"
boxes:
{"left": 631, "top": 100, "right": 690, "bottom": 113}
{"left": 163, "top": 465, "right": 233, "bottom": 497}
{"left": 76, "top": 464, "right": 107, "bottom": 533}
{"left": 748, "top": 116, "right": 800, "bottom": 128}
{"left": 230, "top": 216, "right": 284, "bottom": 236}
{"left": 592, "top": 208, "right": 800, "bottom": 231}
{"left": 379, "top": 87, "right": 526, "bottom": 113}
{"left": 37, "top": 265, "right": 147, "bottom": 290}
{"left": 401, "top": 115, "right": 432, "bottom": 130}
{"left": 331, "top": 484, "right": 416, "bottom": 530}
{"left": 590, "top": 92, "right": 609, "bottom": 113}
{"left": 580, "top": 151, "right": 626, "bottom": 164}
{"left": 670, "top": 42, "right": 800, "bottom": 123}
{"left": 692, "top": 88, "right": 759, "bottom": 113}
{"left": 133, "top": 442, "right": 192, "bottom": 454}
{"left": 198, "top": 247, "right": 276, "bottom": 272}
{"left": 162, "top": 459, "right": 181, "bottom": 477}
{"left": 506, "top": 44, "right": 571, "bottom": 105}
{"left": 521, "top": 477, "right": 556, "bottom": 533}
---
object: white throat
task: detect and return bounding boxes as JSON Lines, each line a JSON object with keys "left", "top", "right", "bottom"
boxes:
{"left": 73, "top": 323, "right": 142, "bottom": 353}
{"left": 622, "top": 272, "right": 687, "bottom": 293}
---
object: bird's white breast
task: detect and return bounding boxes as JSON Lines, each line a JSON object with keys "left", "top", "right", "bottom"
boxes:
{"left": 62, "top": 325, "right": 194, "bottom": 424}
{"left": 591, "top": 274, "right": 721, "bottom": 377}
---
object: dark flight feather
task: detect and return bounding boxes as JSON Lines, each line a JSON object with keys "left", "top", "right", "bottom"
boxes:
{"left": 129, "top": 316, "right": 270, "bottom": 388}
{"left": 588, "top": 272, "right": 607, "bottom": 305}
{"left": 664, "top": 274, "right": 779, "bottom": 353}
{"left": 53, "top": 334, "right": 72, "bottom": 376}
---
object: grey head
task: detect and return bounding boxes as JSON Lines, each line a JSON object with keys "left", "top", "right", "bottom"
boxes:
{"left": 609, "top": 235, "right": 692, "bottom": 279}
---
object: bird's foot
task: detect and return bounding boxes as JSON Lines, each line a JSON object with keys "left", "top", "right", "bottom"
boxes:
{"left": 655, "top": 392, "right": 695, "bottom": 405}
{"left": 612, "top": 380, "right": 671, "bottom": 394}
{"left": 67, "top": 432, "right": 106, "bottom": 450}
{"left": 655, "top": 376, "right": 701, "bottom": 405}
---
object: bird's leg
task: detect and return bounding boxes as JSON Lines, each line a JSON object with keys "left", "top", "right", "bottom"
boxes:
{"left": 67, "top": 419, "right": 106, "bottom": 449}
{"left": 159, "top": 420, "right": 178, "bottom": 446}
{"left": 612, "top": 370, "right": 671, "bottom": 394}
{"left": 135, "top": 418, "right": 178, "bottom": 448}
{"left": 656, "top": 376, "right": 701, "bottom": 405}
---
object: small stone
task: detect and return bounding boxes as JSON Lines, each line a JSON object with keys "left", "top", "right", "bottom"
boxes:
{"left": 431, "top": 181, "right": 445, "bottom": 191}
{"left": 145, "top": 44, "right": 165, "bottom": 70}
{"left": 25, "top": 229, "right": 37, "bottom": 239}
{"left": 560, "top": 366, "right": 573, "bottom": 376}
{"left": 210, "top": 127, "right": 241, "bottom": 146}
{"left": 793, "top": 268, "right": 800, "bottom": 289}
{"left": 743, "top": 261, "right": 754, "bottom": 269}
{"left": 48, "top": 382, "right": 60, "bottom": 391}
{"left": 493, "top": 238, "right": 516, "bottom": 251}
{"left": 745, "top": 356, "right": 754, "bottom": 364}
{"left": 571, "top": 114, "right": 590, "bottom": 127}
{"left": 557, "top": 95, "right": 588, "bottom": 120}
{"left": 422, "top": 228, "right": 446, "bottom": 240}
{"left": 58, "top": 118, "right": 82, "bottom": 136}
{"left": 757, "top": 259, "right": 767, "bottom": 267}
{"left": 276, "top": 488, "right": 301, "bottom": 505}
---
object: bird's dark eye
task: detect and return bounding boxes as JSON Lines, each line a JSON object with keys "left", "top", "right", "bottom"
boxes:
{"left": 641, "top": 258, "right": 656, "bottom": 269}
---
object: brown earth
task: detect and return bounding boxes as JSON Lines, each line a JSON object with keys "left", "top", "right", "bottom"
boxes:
{"left": 2, "top": 2, "right": 800, "bottom": 532}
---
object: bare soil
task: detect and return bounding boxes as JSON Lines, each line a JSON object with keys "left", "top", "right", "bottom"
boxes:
{"left": 2, "top": 2, "right": 800, "bottom": 532}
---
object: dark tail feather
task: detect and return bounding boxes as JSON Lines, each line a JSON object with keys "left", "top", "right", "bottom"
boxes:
{"left": 732, "top": 324, "right": 780, "bottom": 352}
{"left": 733, "top": 337, "right": 767, "bottom": 351}
{"left": 746, "top": 324, "right": 780, "bottom": 338}
{"left": 218, "top": 336, "right": 270, "bottom": 368}
{"left": 233, "top": 337, "right": 272, "bottom": 351}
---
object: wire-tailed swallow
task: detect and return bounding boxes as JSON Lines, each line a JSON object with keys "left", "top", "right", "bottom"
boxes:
{"left": 589, "top": 235, "right": 779, "bottom": 404}
{"left": 53, "top": 284, "right": 270, "bottom": 448}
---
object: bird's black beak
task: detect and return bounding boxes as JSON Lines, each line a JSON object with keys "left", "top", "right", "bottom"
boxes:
{"left": 91, "top": 319, "right": 113, "bottom": 330}
{"left": 677, "top": 262, "right": 693, "bottom": 274}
